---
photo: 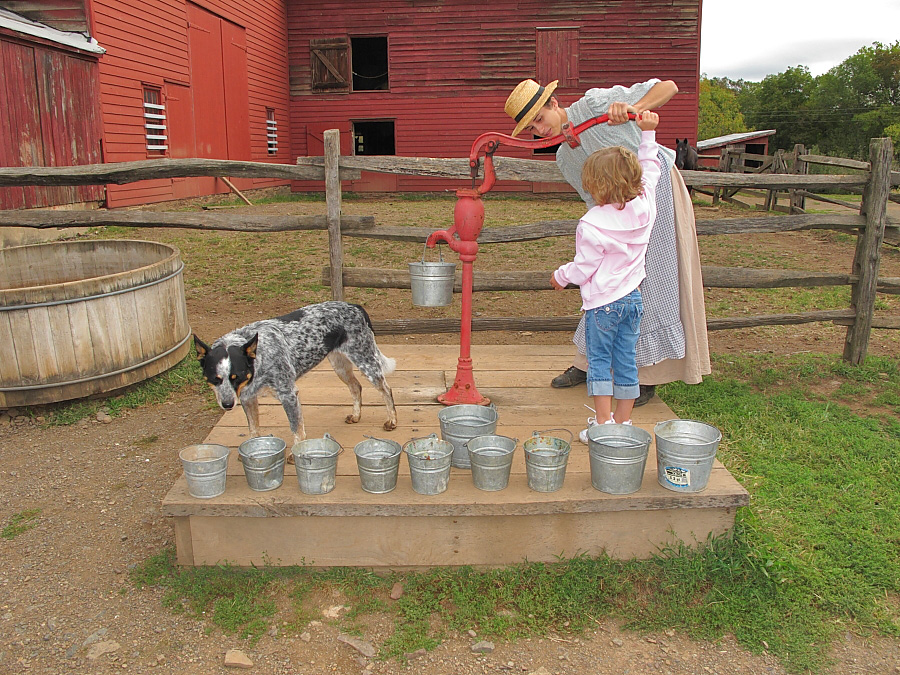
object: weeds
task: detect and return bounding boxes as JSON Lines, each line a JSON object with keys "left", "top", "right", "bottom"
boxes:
{"left": 1, "top": 509, "right": 41, "bottom": 540}
{"left": 38, "top": 356, "right": 209, "bottom": 427}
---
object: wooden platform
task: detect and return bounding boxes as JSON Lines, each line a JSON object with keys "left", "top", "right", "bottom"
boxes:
{"left": 162, "top": 345, "right": 749, "bottom": 568}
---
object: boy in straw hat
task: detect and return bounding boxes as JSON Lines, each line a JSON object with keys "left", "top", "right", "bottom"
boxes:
{"left": 504, "top": 78, "right": 710, "bottom": 408}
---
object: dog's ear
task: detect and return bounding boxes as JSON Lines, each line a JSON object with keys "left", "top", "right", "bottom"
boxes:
{"left": 243, "top": 333, "right": 259, "bottom": 360}
{"left": 194, "top": 335, "right": 210, "bottom": 360}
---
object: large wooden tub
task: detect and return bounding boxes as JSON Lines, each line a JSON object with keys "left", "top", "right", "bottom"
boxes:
{"left": 0, "top": 240, "right": 191, "bottom": 408}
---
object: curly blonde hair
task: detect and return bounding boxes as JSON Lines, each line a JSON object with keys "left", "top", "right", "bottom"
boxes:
{"left": 581, "top": 146, "right": 643, "bottom": 210}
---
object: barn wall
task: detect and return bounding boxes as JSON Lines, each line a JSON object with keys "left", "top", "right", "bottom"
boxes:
{"left": 91, "top": 0, "right": 292, "bottom": 206}
{"left": 0, "top": 35, "right": 104, "bottom": 209}
{"left": 288, "top": 0, "right": 701, "bottom": 193}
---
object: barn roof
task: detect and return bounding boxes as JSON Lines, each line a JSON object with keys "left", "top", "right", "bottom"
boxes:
{"left": 697, "top": 130, "right": 777, "bottom": 150}
{"left": 0, "top": 7, "right": 104, "bottom": 54}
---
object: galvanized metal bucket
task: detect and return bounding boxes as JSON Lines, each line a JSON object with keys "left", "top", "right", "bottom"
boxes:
{"left": 408, "top": 244, "right": 456, "bottom": 307}
{"left": 354, "top": 436, "right": 402, "bottom": 494}
{"left": 523, "top": 430, "right": 572, "bottom": 493}
{"left": 466, "top": 434, "right": 517, "bottom": 492}
{"left": 292, "top": 433, "right": 342, "bottom": 495}
{"left": 654, "top": 419, "right": 722, "bottom": 493}
{"left": 438, "top": 403, "right": 499, "bottom": 469}
{"left": 586, "top": 425, "right": 652, "bottom": 494}
{"left": 238, "top": 436, "right": 286, "bottom": 492}
{"left": 403, "top": 434, "right": 454, "bottom": 495}
{"left": 179, "top": 444, "right": 230, "bottom": 499}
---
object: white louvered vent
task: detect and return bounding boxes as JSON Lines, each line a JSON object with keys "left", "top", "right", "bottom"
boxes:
{"left": 143, "top": 88, "right": 167, "bottom": 154}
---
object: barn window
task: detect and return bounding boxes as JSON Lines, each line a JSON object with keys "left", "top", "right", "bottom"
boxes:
{"left": 143, "top": 86, "right": 168, "bottom": 155}
{"left": 536, "top": 27, "right": 579, "bottom": 88}
{"left": 311, "top": 38, "right": 350, "bottom": 93}
{"left": 353, "top": 121, "right": 395, "bottom": 155}
{"left": 266, "top": 108, "right": 278, "bottom": 155}
{"left": 311, "top": 36, "right": 390, "bottom": 93}
{"left": 351, "top": 36, "right": 388, "bottom": 91}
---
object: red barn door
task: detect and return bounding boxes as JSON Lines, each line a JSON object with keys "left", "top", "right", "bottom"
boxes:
{"left": 187, "top": 3, "right": 251, "bottom": 195}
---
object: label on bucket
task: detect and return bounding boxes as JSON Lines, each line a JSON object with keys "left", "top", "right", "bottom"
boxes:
{"left": 663, "top": 466, "right": 690, "bottom": 487}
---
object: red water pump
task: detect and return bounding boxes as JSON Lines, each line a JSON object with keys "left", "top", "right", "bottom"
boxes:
{"left": 425, "top": 113, "right": 631, "bottom": 405}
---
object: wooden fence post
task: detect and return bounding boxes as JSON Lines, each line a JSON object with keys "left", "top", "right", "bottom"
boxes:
{"left": 324, "top": 128, "right": 343, "bottom": 301}
{"left": 789, "top": 144, "right": 807, "bottom": 213}
{"left": 713, "top": 147, "right": 730, "bottom": 204}
{"left": 843, "top": 137, "right": 893, "bottom": 365}
{"left": 765, "top": 149, "right": 786, "bottom": 211}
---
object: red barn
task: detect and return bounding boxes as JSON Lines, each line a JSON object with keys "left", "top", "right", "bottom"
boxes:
{"left": 1, "top": 0, "right": 292, "bottom": 208}
{"left": 0, "top": 5, "right": 105, "bottom": 210}
{"left": 1, "top": 0, "right": 702, "bottom": 206}
{"left": 90, "top": 0, "right": 293, "bottom": 206}
{"left": 287, "top": 0, "right": 702, "bottom": 193}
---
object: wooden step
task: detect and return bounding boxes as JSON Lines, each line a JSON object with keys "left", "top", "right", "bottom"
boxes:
{"left": 163, "top": 345, "right": 749, "bottom": 568}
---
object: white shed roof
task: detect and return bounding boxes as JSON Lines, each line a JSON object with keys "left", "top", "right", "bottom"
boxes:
{"left": 0, "top": 7, "right": 105, "bottom": 55}
{"left": 697, "top": 130, "right": 777, "bottom": 150}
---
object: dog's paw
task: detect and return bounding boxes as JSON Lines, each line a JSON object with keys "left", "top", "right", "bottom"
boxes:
{"left": 382, "top": 420, "right": 397, "bottom": 432}
{"left": 345, "top": 414, "right": 360, "bottom": 425}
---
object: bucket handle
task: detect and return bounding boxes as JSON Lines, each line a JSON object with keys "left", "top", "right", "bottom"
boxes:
{"left": 323, "top": 432, "right": 345, "bottom": 455}
{"left": 420, "top": 241, "right": 449, "bottom": 263}
{"left": 405, "top": 432, "right": 439, "bottom": 444}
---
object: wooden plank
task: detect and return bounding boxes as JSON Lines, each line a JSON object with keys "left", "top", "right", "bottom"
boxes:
{"left": 329, "top": 266, "right": 856, "bottom": 292}
{"left": 0, "top": 209, "right": 374, "bottom": 233}
{"left": 26, "top": 306, "right": 60, "bottom": 382}
{"left": 176, "top": 507, "right": 741, "bottom": 566}
{"left": 708, "top": 309, "right": 855, "bottom": 331}
{"left": 0, "top": 158, "right": 360, "bottom": 186}
{"left": 163, "top": 461, "right": 748, "bottom": 518}
{"left": 800, "top": 154, "right": 869, "bottom": 171}
{"left": 164, "top": 342, "right": 751, "bottom": 567}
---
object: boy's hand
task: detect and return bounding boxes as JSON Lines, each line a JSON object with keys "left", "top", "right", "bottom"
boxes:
{"left": 606, "top": 101, "right": 635, "bottom": 125}
{"left": 550, "top": 274, "right": 565, "bottom": 291}
{"left": 637, "top": 111, "right": 659, "bottom": 131}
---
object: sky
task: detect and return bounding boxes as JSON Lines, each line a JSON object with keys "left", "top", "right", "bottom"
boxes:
{"left": 699, "top": 0, "right": 900, "bottom": 82}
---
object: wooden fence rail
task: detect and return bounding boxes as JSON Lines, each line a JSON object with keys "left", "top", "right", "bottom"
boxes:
{"left": 0, "top": 134, "right": 896, "bottom": 365}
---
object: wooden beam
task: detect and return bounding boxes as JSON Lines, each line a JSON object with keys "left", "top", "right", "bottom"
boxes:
{"left": 0, "top": 209, "right": 374, "bottom": 232}
{"left": 324, "top": 266, "right": 877, "bottom": 292}
{"left": 833, "top": 316, "right": 900, "bottom": 330}
{"left": 0, "top": 158, "right": 360, "bottom": 186}
{"left": 844, "top": 138, "right": 893, "bottom": 364}
{"left": 220, "top": 177, "right": 252, "bottom": 205}
{"left": 707, "top": 309, "right": 856, "bottom": 331}
{"left": 367, "top": 310, "right": 858, "bottom": 336}
{"left": 325, "top": 129, "right": 343, "bottom": 301}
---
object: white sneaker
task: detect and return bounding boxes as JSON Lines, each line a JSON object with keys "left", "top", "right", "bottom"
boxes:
{"left": 579, "top": 414, "right": 616, "bottom": 444}
{"left": 578, "top": 416, "right": 598, "bottom": 444}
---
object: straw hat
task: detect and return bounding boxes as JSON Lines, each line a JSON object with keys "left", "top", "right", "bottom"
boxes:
{"left": 504, "top": 79, "right": 559, "bottom": 137}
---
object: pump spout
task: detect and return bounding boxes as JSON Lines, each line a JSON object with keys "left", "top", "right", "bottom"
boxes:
{"left": 425, "top": 228, "right": 455, "bottom": 249}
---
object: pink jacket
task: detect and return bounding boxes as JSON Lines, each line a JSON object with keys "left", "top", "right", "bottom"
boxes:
{"left": 553, "top": 131, "right": 661, "bottom": 311}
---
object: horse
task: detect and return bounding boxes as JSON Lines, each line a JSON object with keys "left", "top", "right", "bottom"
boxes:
{"left": 674, "top": 139, "right": 699, "bottom": 171}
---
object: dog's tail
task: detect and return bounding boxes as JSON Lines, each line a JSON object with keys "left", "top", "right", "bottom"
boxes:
{"left": 378, "top": 348, "right": 397, "bottom": 376}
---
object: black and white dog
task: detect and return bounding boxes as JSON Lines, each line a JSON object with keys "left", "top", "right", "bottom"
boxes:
{"left": 194, "top": 302, "right": 397, "bottom": 447}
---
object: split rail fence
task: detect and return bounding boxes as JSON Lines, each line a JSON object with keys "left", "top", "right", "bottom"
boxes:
{"left": 0, "top": 131, "right": 898, "bottom": 366}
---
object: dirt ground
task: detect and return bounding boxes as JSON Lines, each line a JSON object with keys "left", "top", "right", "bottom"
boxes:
{"left": 2, "top": 191, "right": 899, "bottom": 675}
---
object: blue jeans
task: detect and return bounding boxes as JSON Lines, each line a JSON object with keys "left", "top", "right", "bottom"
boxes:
{"left": 584, "top": 288, "right": 643, "bottom": 399}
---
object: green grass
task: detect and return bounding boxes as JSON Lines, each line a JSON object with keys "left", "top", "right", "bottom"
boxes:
{"left": 128, "top": 352, "right": 900, "bottom": 673}
{"left": 36, "top": 355, "right": 210, "bottom": 427}
{"left": 2, "top": 509, "right": 42, "bottom": 540}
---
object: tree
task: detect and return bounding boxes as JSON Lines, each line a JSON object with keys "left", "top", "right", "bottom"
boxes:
{"left": 698, "top": 77, "right": 747, "bottom": 141}
{"left": 812, "top": 41, "right": 900, "bottom": 158}
{"left": 739, "top": 66, "right": 817, "bottom": 152}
